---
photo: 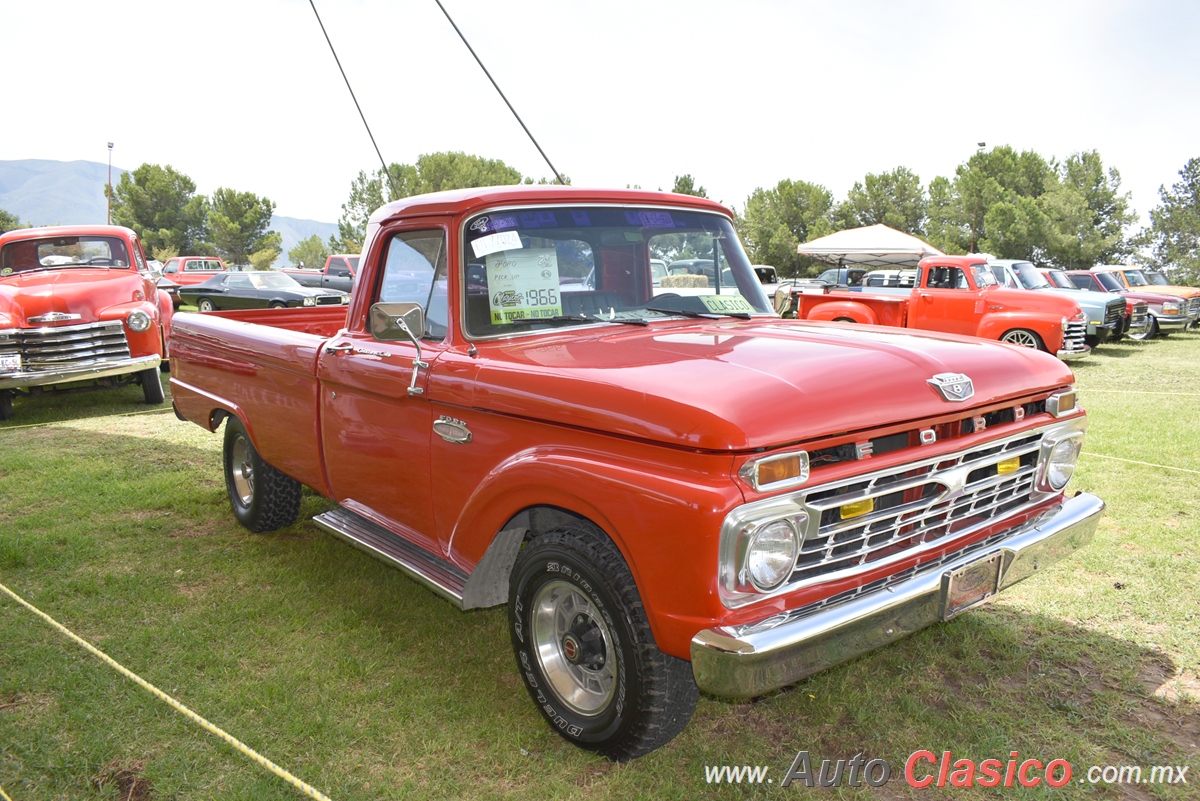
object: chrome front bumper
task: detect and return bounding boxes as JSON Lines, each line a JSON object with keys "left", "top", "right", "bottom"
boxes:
{"left": 1056, "top": 347, "right": 1091, "bottom": 361}
{"left": 0, "top": 354, "right": 161, "bottom": 390}
{"left": 1156, "top": 316, "right": 1191, "bottom": 332}
{"left": 691, "top": 492, "right": 1104, "bottom": 698}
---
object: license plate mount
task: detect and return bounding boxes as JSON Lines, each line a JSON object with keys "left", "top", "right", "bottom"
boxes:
{"left": 940, "top": 553, "right": 1002, "bottom": 621}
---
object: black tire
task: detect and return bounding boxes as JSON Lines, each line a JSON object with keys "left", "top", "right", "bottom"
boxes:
{"left": 832, "top": 316, "right": 857, "bottom": 323}
{"left": 0, "top": 391, "right": 12, "bottom": 421}
{"left": 140, "top": 367, "right": 165, "bottom": 404}
{"left": 197, "top": 298, "right": 217, "bottom": 312}
{"left": 509, "top": 524, "right": 698, "bottom": 761}
{"left": 269, "top": 301, "right": 287, "bottom": 309}
{"left": 222, "top": 417, "right": 301, "bottom": 533}
{"left": 1000, "top": 328, "right": 1046, "bottom": 351}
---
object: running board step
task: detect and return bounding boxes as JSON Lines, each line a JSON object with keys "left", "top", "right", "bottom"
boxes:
{"left": 313, "top": 508, "right": 467, "bottom": 608}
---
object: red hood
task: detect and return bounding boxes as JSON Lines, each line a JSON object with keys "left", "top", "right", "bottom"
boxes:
{"left": 1121, "top": 289, "right": 1187, "bottom": 305}
{"left": 0, "top": 268, "right": 144, "bottom": 327}
{"left": 461, "top": 319, "right": 1075, "bottom": 451}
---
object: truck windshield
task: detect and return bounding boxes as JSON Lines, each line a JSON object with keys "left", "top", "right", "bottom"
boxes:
{"left": 1011, "top": 262, "right": 1051, "bottom": 289}
{"left": 1121, "top": 270, "right": 1150, "bottom": 287}
{"left": 461, "top": 206, "right": 770, "bottom": 337}
{"left": 1, "top": 236, "right": 131, "bottom": 274}
{"left": 1144, "top": 271, "right": 1169, "bottom": 286}
{"left": 1092, "top": 272, "right": 1123, "bottom": 292}
{"left": 1044, "top": 270, "right": 1075, "bottom": 289}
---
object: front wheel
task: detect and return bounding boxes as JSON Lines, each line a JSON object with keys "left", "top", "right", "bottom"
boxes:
{"left": 269, "top": 301, "right": 287, "bottom": 309}
{"left": 1000, "top": 328, "right": 1046, "bottom": 351}
{"left": 197, "top": 298, "right": 217, "bottom": 312}
{"left": 1128, "top": 318, "right": 1158, "bottom": 341}
{"left": 139, "top": 367, "right": 165, "bottom": 404}
{"left": 509, "top": 524, "right": 698, "bottom": 761}
{"left": 222, "top": 417, "right": 301, "bottom": 532}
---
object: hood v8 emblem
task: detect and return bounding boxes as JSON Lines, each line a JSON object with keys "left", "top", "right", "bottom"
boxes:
{"left": 927, "top": 372, "right": 974, "bottom": 402}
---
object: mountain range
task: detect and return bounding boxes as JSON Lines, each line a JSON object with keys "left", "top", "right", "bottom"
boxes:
{"left": 0, "top": 159, "right": 337, "bottom": 265}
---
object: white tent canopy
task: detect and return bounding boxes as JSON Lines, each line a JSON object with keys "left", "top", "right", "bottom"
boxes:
{"left": 797, "top": 224, "right": 944, "bottom": 268}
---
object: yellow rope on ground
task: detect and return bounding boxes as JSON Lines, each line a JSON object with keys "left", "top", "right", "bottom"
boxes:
{"left": 0, "top": 581, "right": 333, "bottom": 801}
{"left": 0, "top": 782, "right": 13, "bottom": 800}
{"left": 0, "top": 407, "right": 174, "bottom": 433}
{"left": 1081, "top": 451, "right": 1200, "bottom": 475}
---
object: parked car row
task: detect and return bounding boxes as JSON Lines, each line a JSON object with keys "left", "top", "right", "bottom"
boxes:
{"left": 775, "top": 256, "right": 1198, "bottom": 363}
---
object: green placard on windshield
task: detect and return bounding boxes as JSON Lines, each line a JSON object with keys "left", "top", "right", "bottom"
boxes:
{"left": 698, "top": 294, "right": 754, "bottom": 314}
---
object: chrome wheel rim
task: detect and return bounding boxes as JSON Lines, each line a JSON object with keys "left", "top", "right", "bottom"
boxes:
{"left": 199, "top": 299, "right": 214, "bottom": 311}
{"left": 1001, "top": 330, "right": 1038, "bottom": 348}
{"left": 230, "top": 435, "right": 255, "bottom": 505}
{"left": 531, "top": 580, "right": 616, "bottom": 716}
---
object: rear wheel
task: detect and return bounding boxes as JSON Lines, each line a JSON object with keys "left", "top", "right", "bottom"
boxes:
{"left": 197, "top": 298, "right": 217, "bottom": 312}
{"left": 222, "top": 417, "right": 301, "bottom": 532}
{"left": 1000, "top": 328, "right": 1045, "bottom": 351}
{"left": 509, "top": 524, "right": 698, "bottom": 760}
{"left": 832, "top": 316, "right": 857, "bottom": 323}
{"left": 140, "top": 367, "right": 165, "bottom": 404}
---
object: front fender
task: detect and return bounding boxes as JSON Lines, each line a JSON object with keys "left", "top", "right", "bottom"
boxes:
{"left": 978, "top": 311, "right": 1064, "bottom": 351}
{"left": 98, "top": 300, "right": 165, "bottom": 358}
{"left": 445, "top": 445, "right": 743, "bottom": 659}
{"left": 803, "top": 300, "right": 879, "bottom": 325}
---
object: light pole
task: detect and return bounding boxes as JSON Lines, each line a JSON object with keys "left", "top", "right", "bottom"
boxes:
{"left": 106, "top": 142, "right": 114, "bottom": 224}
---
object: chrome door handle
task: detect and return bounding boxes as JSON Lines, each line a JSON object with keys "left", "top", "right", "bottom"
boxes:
{"left": 324, "top": 342, "right": 353, "bottom": 354}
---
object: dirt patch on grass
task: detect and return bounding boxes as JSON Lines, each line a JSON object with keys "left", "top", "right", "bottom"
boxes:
{"left": 0, "top": 692, "right": 54, "bottom": 717}
{"left": 93, "top": 759, "right": 153, "bottom": 801}
{"left": 167, "top": 521, "right": 224, "bottom": 539}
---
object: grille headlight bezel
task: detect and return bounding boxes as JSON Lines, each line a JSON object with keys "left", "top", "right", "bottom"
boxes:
{"left": 1038, "top": 430, "right": 1084, "bottom": 491}
{"left": 302, "top": 296, "right": 317, "bottom": 307}
{"left": 125, "top": 310, "right": 152, "bottom": 332}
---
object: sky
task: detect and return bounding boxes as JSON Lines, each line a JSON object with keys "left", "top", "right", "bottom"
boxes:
{"left": 4, "top": 0, "right": 1199, "bottom": 228}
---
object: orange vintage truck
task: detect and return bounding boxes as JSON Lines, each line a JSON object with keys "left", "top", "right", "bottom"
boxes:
{"left": 787, "top": 255, "right": 1090, "bottom": 359}
{"left": 169, "top": 186, "right": 1103, "bottom": 759}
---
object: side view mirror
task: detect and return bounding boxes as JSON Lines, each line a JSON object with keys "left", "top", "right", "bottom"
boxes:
{"left": 369, "top": 302, "right": 429, "bottom": 396}
{"left": 370, "top": 302, "right": 425, "bottom": 343}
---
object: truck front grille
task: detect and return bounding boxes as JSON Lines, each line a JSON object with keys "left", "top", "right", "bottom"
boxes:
{"left": 0, "top": 321, "right": 131, "bottom": 371}
{"left": 1103, "top": 299, "right": 1124, "bottom": 327}
{"left": 1130, "top": 303, "right": 1149, "bottom": 329}
{"left": 790, "top": 432, "right": 1043, "bottom": 586}
{"left": 1188, "top": 297, "right": 1200, "bottom": 317}
{"left": 1062, "top": 320, "right": 1088, "bottom": 353}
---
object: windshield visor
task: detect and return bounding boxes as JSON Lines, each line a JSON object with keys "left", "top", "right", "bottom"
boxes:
{"left": 461, "top": 206, "right": 770, "bottom": 337}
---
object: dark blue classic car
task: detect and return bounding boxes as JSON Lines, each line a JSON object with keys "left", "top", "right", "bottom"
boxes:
{"left": 179, "top": 271, "right": 350, "bottom": 311}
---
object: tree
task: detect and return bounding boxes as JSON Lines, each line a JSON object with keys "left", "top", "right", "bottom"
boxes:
{"left": 208, "top": 188, "right": 280, "bottom": 268}
{"left": 1137, "top": 157, "right": 1200, "bottom": 283}
{"left": 109, "top": 164, "right": 208, "bottom": 259}
{"left": 0, "top": 208, "right": 22, "bottom": 234}
{"left": 1039, "top": 151, "right": 1136, "bottom": 269}
{"left": 330, "top": 152, "right": 525, "bottom": 252}
{"left": 288, "top": 234, "right": 329, "bottom": 269}
{"left": 671, "top": 175, "right": 707, "bottom": 198}
{"left": 832, "top": 166, "right": 927, "bottom": 234}
{"left": 737, "top": 179, "right": 835, "bottom": 276}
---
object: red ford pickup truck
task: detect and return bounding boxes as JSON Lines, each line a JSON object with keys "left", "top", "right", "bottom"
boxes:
{"left": 0, "top": 224, "right": 171, "bottom": 420}
{"left": 282, "top": 253, "right": 358, "bottom": 293}
{"left": 170, "top": 186, "right": 1104, "bottom": 759}
{"left": 789, "top": 255, "right": 1090, "bottom": 360}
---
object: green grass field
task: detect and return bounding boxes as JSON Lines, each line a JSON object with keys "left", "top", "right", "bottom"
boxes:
{"left": 1, "top": 333, "right": 1197, "bottom": 800}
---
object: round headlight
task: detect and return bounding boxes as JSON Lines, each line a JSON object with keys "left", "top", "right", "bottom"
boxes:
{"left": 302, "top": 296, "right": 316, "bottom": 306}
{"left": 126, "top": 310, "right": 152, "bottom": 332}
{"left": 1046, "top": 437, "right": 1081, "bottom": 490}
{"left": 746, "top": 520, "right": 798, "bottom": 591}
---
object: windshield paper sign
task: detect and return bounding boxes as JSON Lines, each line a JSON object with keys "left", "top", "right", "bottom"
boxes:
{"left": 699, "top": 294, "right": 754, "bottom": 314}
{"left": 486, "top": 248, "right": 562, "bottom": 324}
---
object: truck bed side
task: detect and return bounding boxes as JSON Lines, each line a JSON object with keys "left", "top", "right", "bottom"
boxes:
{"left": 169, "top": 307, "right": 348, "bottom": 496}
{"left": 798, "top": 290, "right": 910, "bottom": 327}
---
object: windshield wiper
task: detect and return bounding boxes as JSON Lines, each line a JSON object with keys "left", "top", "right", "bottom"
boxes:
{"left": 511, "top": 314, "right": 648, "bottom": 327}
{"left": 644, "top": 304, "right": 752, "bottom": 320}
